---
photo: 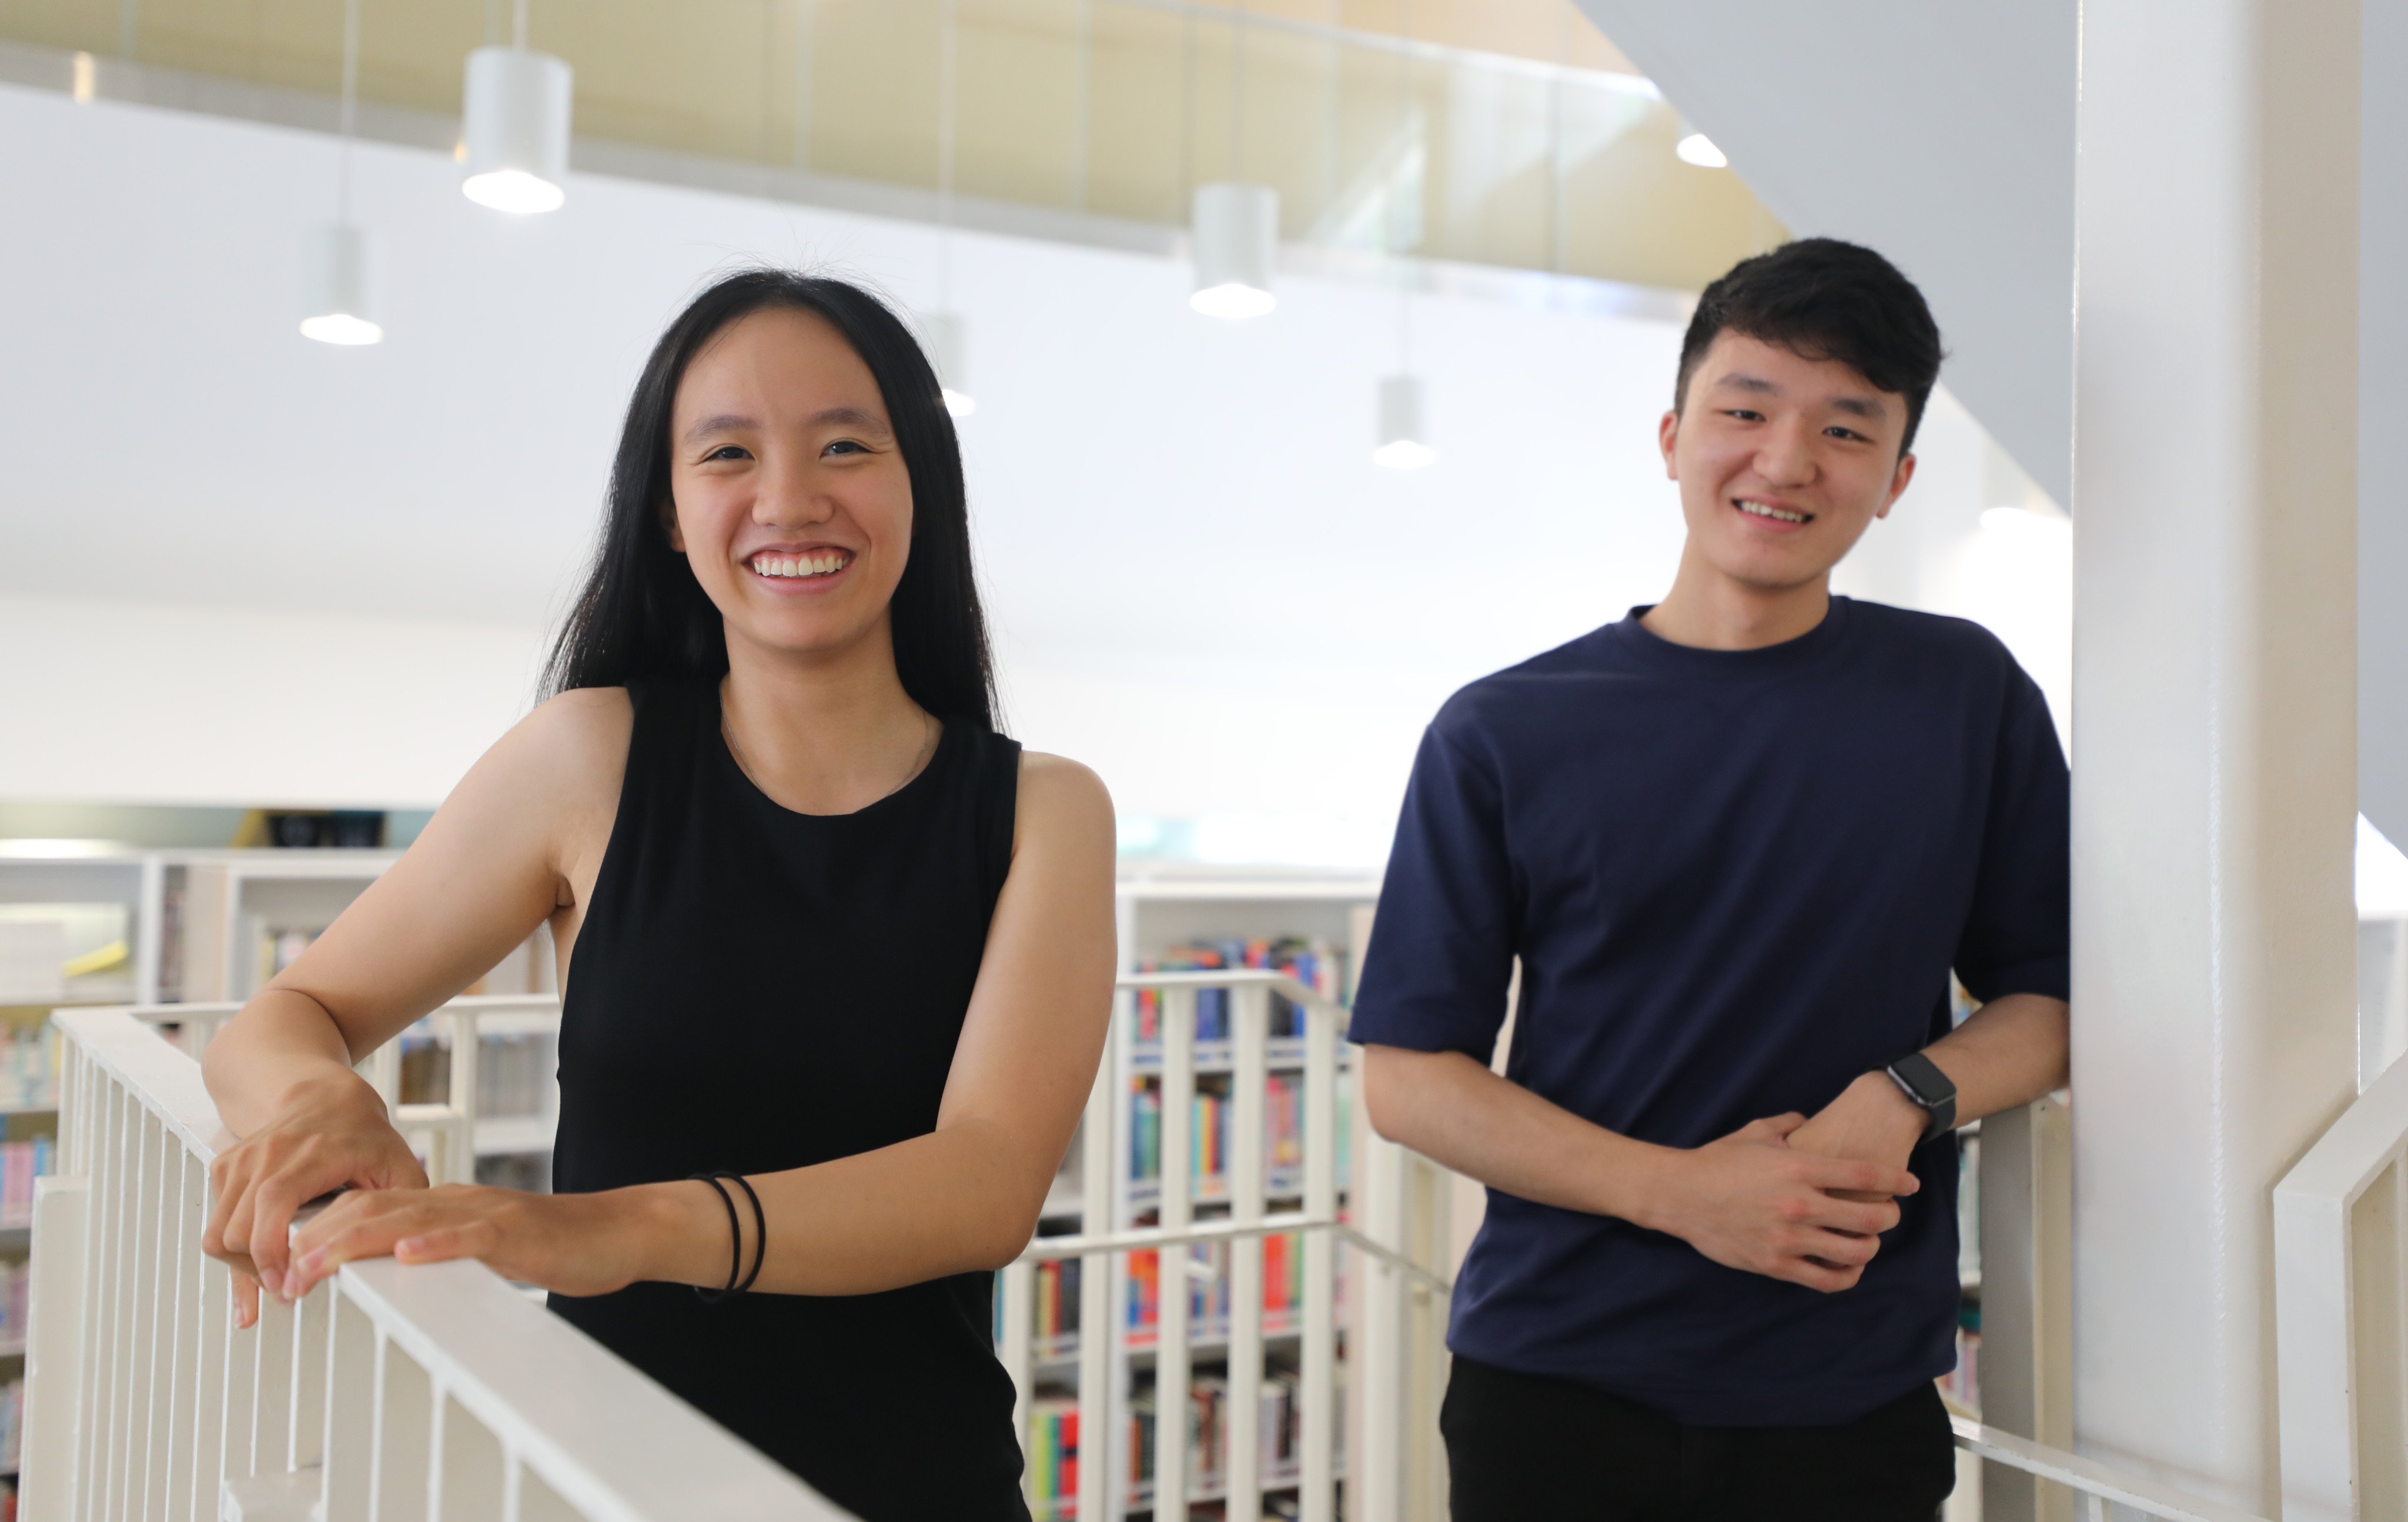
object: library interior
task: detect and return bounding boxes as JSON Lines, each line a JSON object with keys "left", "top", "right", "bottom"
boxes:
{"left": 0, "top": 2, "right": 2403, "bottom": 1520}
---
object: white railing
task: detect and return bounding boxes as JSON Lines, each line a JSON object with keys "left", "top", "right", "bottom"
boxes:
{"left": 1001, "top": 979, "right": 2273, "bottom": 1522}
{"left": 63, "top": 986, "right": 2294, "bottom": 1522}
{"left": 22, "top": 1006, "right": 845, "bottom": 1521}
{"left": 2275, "top": 1042, "right": 2408, "bottom": 1522}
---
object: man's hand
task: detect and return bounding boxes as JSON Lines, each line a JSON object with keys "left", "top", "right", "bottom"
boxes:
{"left": 1787, "top": 1070, "right": 1930, "bottom": 1205}
{"left": 1641, "top": 1115, "right": 1919, "bottom": 1294}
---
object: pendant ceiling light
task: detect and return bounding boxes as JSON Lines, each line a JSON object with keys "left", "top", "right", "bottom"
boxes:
{"left": 1369, "top": 5, "right": 1430, "bottom": 468}
{"left": 1674, "top": 117, "right": 1728, "bottom": 169}
{"left": 302, "top": 0, "right": 381, "bottom": 346}
{"left": 1192, "top": 182, "right": 1278, "bottom": 319}
{"left": 1374, "top": 374, "right": 1436, "bottom": 470}
{"left": 924, "top": 313, "right": 975, "bottom": 419}
{"left": 925, "top": 0, "right": 974, "bottom": 418}
{"left": 461, "top": 0, "right": 572, "bottom": 214}
{"left": 1189, "top": 11, "right": 1276, "bottom": 319}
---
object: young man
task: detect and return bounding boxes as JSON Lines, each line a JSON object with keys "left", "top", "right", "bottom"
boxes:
{"left": 1349, "top": 239, "right": 2069, "bottom": 1520}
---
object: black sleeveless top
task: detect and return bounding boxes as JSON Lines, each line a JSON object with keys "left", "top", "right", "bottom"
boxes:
{"left": 550, "top": 678, "right": 1029, "bottom": 1521}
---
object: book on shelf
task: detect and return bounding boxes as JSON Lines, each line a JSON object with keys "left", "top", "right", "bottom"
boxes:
{"left": 1122, "top": 1235, "right": 1329, "bottom": 1344}
{"left": 1026, "top": 1396, "right": 1079, "bottom": 1513}
{"left": 0, "top": 1259, "right": 29, "bottom": 1350}
{"left": 1111, "top": 1365, "right": 1337, "bottom": 1511}
{"left": 0, "top": 1029, "right": 57, "bottom": 1113}
{"left": 1128, "top": 1076, "right": 1344, "bottom": 1203}
{"left": 1002, "top": 1229, "right": 1333, "bottom": 1359}
{"left": 0, "top": 1140, "right": 53, "bottom": 1230}
{"left": 1012, "top": 1257, "right": 1083, "bottom": 1355}
{"left": 386, "top": 1023, "right": 556, "bottom": 1120}
{"left": 258, "top": 926, "right": 321, "bottom": 989}
{"left": 0, "top": 902, "right": 131, "bottom": 1006}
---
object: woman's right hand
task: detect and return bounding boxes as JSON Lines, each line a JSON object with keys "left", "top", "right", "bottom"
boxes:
{"left": 201, "top": 1071, "right": 427, "bottom": 1327}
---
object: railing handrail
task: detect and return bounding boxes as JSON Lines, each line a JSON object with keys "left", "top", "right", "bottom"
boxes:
{"left": 1114, "top": 967, "right": 1345, "bottom": 1012}
{"left": 36, "top": 1007, "right": 842, "bottom": 1522}
{"left": 2272, "top": 1048, "right": 2408, "bottom": 1521}
{"left": 334, "top": 1258, "right": 852, "bottom": 1522}
{"left": 1948, "top": 1416, "right": 2273, "bottom": 1522}
{"left": 2276, "top": 1045, "right": 2408, "bottom": 1205}
{"left": 56, "top": 1005, "right": 232, "bottom": 1160}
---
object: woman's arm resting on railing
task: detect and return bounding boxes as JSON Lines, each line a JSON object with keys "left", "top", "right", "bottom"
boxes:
{"left": 200, "top": 691, "right": 628, "bottom": 1317}
{"left": 281, "top": 752, "right": 1119, "bottom": 1303}
{"left": 1785, "top": 991, "right": 2070, "bottom": 1192}
{"left": 1360, "top": 1045, "right": 1919, "bottom": 1294}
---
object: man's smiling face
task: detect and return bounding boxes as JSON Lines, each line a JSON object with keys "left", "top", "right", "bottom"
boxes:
{"left": 1658, "top": 330, "right": 1919, "bottom": 594}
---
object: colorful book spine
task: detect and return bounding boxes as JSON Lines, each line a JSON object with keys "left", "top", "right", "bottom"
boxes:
{"left": 1129, "top": 1071, "right": 1333, "bottom": 1200}
{"left": 0, "top": 1138, "right": 52, "bottom": 1229}
{"left": 1026, "top": 1396, "right": 1079, "bottom": 1511}
{"left": 1122, "top": 1369, "right": 1314, "bottom": 1506}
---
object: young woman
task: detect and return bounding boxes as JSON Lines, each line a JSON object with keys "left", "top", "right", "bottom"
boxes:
{"left": 198, "top": 271, "right": 1118, "bottom": 1520}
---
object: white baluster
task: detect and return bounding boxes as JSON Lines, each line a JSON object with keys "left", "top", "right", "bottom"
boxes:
{"left": 1153, "top": 986, "right": 1195, "bottom": 1522}
{"left": 1226, "top": 983, "right": 1269, "bottom": 1522}
{"left": 1076, "top": 1005, "right": 1119, "bottom": 1522}
{"left": 20, "top": 1173, "right": 90, "bottom": 1520}
{"left": 134, "top": 1115, "right": 173, "bottom": 1512}
{"left": 1299, "top": 1000, "right": 1338, "bottom": 1522}
{"left": 165, "top": 1149, "right": 206, "bottom": 1521}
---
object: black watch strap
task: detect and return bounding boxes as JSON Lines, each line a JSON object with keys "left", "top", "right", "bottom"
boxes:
{"left": 1885, "top": 1051, "right": 1958, "bottom": 1141}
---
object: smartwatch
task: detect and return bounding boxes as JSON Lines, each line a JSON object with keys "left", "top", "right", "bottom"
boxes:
{"left": 1884, "top": 1051, "right": 1958, "bottom": 1142}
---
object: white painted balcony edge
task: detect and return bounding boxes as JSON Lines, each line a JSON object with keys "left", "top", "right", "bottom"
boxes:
{"left": 2275, "top": 1045, "right": 2408, "bottom": 1522}
{"left": 24, "top": 1007, "right": 848, "bottom": 1522}
{"left": 69, "top": 978, "right": 2290, "bottom": 1522}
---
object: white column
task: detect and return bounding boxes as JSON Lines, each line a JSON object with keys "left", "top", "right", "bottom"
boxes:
{"left": 2070, "top": 0, "right": 2359, "bottom": 1508}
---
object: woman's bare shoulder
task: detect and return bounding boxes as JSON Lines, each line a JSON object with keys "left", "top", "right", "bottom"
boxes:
{"left": 1012, "top": 750, "right": 1113, "bottom": 854}
{"left": 445, "top": 687, "right": 633, "bottom": 834}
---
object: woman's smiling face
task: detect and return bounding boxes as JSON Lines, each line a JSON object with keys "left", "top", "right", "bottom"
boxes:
{"left": 664, "top": 305, "right": 915, "bottom": 663}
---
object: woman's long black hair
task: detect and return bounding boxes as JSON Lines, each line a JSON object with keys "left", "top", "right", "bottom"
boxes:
{"left": 543, "top": 269, "right": 999, "bottom": 730}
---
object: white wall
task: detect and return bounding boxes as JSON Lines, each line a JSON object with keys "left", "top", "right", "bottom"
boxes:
{"left": 0, "top": 596, "right": 544, "bottom": 807}
{"left": 0, "top": 82, "right": 2014, "bottom": 858}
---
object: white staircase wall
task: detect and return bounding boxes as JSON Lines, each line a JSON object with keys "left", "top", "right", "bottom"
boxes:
{"left": 2363, "top": 0, "right": 2408, "bottom": 847}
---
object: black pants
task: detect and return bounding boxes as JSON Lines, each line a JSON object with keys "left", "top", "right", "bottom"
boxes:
{"left": 1442, "top": 1356, "right": 1956, "bottom": 1522}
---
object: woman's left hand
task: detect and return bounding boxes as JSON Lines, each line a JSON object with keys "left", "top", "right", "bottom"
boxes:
{"left": 280, "top": 1183, "right": 661, "bottom": 1301}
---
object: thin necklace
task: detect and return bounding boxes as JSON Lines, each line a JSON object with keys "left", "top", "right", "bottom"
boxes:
{"left": 722, "top": 704, "right": 939, "bottom": 809}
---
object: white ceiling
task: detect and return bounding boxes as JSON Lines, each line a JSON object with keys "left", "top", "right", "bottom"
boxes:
{"left": 0, "top": 82, "right": 2009, "bottom": 842}
{"left": 0, "top": 83, "right": 1689, "bottom": 660}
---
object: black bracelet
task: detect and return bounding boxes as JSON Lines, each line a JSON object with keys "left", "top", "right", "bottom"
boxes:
{"left": 689, "top": 1173, "right": 742, "bottom": 1303}
{"left": 711, "top": 1171, "right": 768, "bottom": 1293}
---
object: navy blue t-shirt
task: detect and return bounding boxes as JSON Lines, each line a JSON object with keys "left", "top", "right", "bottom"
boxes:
{"left": 1347, "top": 597, "right": 2069, "bottom": 1426}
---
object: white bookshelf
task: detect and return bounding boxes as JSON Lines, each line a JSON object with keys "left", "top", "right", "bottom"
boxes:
{"left": 0, "top": 850, "right": 166, "bottom": 1008}
{"left": 1019, "top": 864, "right": 1378, "bottom": 1516}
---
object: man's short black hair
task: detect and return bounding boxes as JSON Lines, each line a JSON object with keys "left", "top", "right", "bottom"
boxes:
{"left": 1674, "top": 238, "right": 1945, "bottom": 454}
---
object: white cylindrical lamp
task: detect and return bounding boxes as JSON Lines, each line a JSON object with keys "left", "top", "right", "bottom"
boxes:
{"left": 922, "top": 312, "right": 976, "bottom": 417}
{"left": 461, "top": 45, "right": 574, "bottom": 213}
{"left": 300, "top": 222, "right": 382, "bottom": 346}
{"left": 1373, "top": 374, "right": 1434, "bottom": 469}
{"left": 1674, "top": 116, "right": 1728, "bottom": 169}
{"left": 1190, "top": 182, "right": 1279, "bottom": 320}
